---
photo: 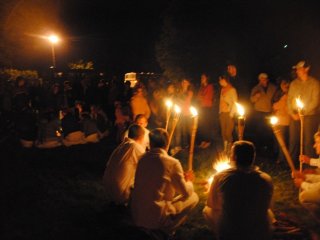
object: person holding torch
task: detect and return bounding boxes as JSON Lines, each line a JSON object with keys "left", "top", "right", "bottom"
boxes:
{"left": 287, "top": 60, "right": 320, "bottom": 165}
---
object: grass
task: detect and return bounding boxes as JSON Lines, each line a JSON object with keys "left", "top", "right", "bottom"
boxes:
{"left": 2, "top": 138, "right": 320, "bottom": 240}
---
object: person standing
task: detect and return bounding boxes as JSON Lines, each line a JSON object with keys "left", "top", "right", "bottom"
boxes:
{"left": 287, "top": 60, "right": 320, "bottom": 163}
{"left": 130, "top": 84, "right": 151, "bottom": 121}
{"left": 203, "top": 141, "right": 274, "bottom": 240}
{"left": 272, "top": 79, "right": 290, "bottom": 163}
{"left": 131, "top": 128, "right": 199, "bottom": 235}
{"left": 219, "top": 75, "right": 237, "bottom": 155}
{"left": 250, "top": 73, "right": 276, "bottom": 151}
{"left": 197, "top": 73, "right": 215, "bottom": 149}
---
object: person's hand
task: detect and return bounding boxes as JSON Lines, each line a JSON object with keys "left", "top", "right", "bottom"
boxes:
{"left": 254, "top": 92, "right": 261, "bottom": 99}
{"left": 294, "top": 178, "right": 304, "bottom": 188}
{"left": 291, "top": 170, "right": 305, "bottom": 179}
{"left": 184, "top": 170, "right": 195, "bottom": 182}
{"left": 299, "top": 155, "right": 311, "bottom": 164}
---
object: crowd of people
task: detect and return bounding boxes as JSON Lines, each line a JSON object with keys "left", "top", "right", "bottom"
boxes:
{"left": 1, "top": 59, "right": 320, "bottom": 239}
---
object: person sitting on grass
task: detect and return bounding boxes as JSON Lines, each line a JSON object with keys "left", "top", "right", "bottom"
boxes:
{"left": 203, "top": 140, "right": 274, "bottom": 240}
{"left": 131, "top": 128, "right": 199, "bottom": 236}
{"left": 293, "top": 130, "right": 320, "bottom": 223}
{"left": 123, "top": 114, "right": 150, "bottom": 151}
{"left": 102, "top": 124, "right": 146, "bottom": 206}
{"left": 60, "top": 107, "right": 86, "bottom": 147}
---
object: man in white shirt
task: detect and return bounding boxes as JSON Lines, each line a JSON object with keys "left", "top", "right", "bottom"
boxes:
{"left": 123, "top": 114, "right": 150, "bottom": 151}
{"left": 102, "top": 124, "right": 146, "bottom": 205}
{"left": 131, "top": 128, "right": 199, "bottom": 234}
{"left": 294, "top": 131, "right": 320, "bottom": 221}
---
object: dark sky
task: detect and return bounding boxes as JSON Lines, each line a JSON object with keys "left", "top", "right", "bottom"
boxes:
{"left": 59, "top": 0, "right": 170, "bottom": 74}
{"left": 2, "top": 0, "right": 320, "bottom": 79}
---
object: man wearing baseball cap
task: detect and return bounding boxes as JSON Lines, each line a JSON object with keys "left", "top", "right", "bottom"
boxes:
{"left": 287, "top": 60, "right": 320, "bottom": 164}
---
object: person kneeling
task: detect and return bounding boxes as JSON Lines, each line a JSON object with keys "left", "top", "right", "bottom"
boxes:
{"left": 131, "top": 128, "right": 199, "bottom": 235}
{"left": 102, "top": 124, "right": 146, "bottom": 206}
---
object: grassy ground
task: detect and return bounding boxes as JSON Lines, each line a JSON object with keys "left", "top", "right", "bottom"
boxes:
{"left": 2, "top": 137, "right": 320, "bottom": 240}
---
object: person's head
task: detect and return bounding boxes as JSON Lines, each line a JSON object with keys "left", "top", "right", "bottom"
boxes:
{"left": 181, "top": 78, "right": 191, "bottom": 91}
{"left": 128, "top": 124, "right": 145, "bottom": 142}
{"left": 292, "top": 60, "right": 310, "bottom": 80}
{"left": 280, "top": 79, "right": 290, "bottom": 93}
{"left": 201, "top": 73, "right": 209, "bottom": 86}
{"left": 227, "top": 64, "right": 237, "bottom": 77}
{"left": 231, "top": 141, "right": 256, "bottom": 169}
{"left": 135, "top": 114, "right": 148, "bottom": 128}
{"left": 314, "top": 131, "right": 320, "bottom": 155}
{"left": 166, "top": 83, "right": 176, "bottom": 95}
{"left": 258, "top": 73, "right": 269, "bottom": 87}
{"left": 149, "top": 128, "right": 169, "bottom": 149}
{"left": 219, "top": 75, "right": 230, "bottom": 87}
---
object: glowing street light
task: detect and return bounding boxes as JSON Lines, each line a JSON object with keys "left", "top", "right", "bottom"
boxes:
{"left": 47, "top": 34, "right": 60, "bottom": 69}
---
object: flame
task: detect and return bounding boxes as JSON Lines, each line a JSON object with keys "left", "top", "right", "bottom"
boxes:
{"left": 270, "top": 116, "right": 278, "bottom": 125}
{"left": 214, "top": 159, "right": 231, "bottom": 172}
{"left": 165, "top": 99, "right": 173, "bottom": 109}
{"left": 174, "top": 105, "right": 181, "bottom": 114}
{"left": 235, "top": 102, "right": 245, "bottom": 117}
{"left": 295, "top": 97, "right": 304, "bottom": 110}
{"left": 207, "top": 175, "right": 214, "bottom": 185}
{"left": 190, "top": 106, "right": 198, "bottom": 117}
{"left": 207, "top": 158, "right": 231, "bottom": 187}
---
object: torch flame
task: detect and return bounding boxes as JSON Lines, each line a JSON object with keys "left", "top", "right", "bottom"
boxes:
{"left": 235, "top": 102, "right": 245, "bottom": 117}
{"left": 174, "top": 105, "right": 181, "bottom": 114}
{"left": 270, "top": 116, "right": 278, "bottom": 125}
{"left": 190, "top": 106, "right": 198, "bottom": 117}
{"left": 206, "top": 157, "right": 231, "bottom": 191}
{"left": 207, "top": 175, "right": 214, "bottom": 185}
{"left": 214, "top": 159, "right": 231, "bottom": 172}
{"left": 295, "top": 97, "right": 304, "bottom": 110}
{"left": 165, "top": 99, "right": 173, "bottom": 109}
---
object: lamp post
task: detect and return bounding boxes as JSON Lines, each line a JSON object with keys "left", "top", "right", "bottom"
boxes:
{"left": 47, "top": 35, "right": 60, "bottom": 69}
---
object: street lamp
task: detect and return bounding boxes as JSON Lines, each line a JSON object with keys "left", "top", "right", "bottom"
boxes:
{"left": 47, "top": 34, "right": 60, "bottom": 69}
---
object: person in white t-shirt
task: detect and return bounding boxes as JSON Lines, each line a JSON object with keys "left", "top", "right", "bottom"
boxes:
{"left": 131, "top": 128, "right": 199, "bottom": 234}
{"left": 102, "top": 124, "right": 146, "bottom": 205}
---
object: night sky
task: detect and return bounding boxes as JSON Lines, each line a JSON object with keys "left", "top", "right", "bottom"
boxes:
{"left": 1, "top": 0, "right": 320, "bottom": 80}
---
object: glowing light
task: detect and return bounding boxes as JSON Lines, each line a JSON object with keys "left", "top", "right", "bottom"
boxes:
{"left": 48, "top": 35, "right": 59, "bottom": 44}
{"left": 165, "top": 99, "right": 173, "bottom": 109}
{"left": 270, "top": 116, "right": 278, "bottom": 126}
{"left": 213, "top": 159, "right": 231, "bottom": 172}
{"left": 174, "top": 105, "right": 181, "bottom": 114}
{"left": 235, "top": 102, "right": 245, "bottom": 117}
{"left": 207, "top": 176, "right": 214, "bottom": 185}
{"left": 284, "top": 45, "right": 288, "bottom": 48}
{"left": 190, "top": 106, "right": 198, "bottom": 117}
{"left": 295, "top": 97, "right": 304, "bottom": 110}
